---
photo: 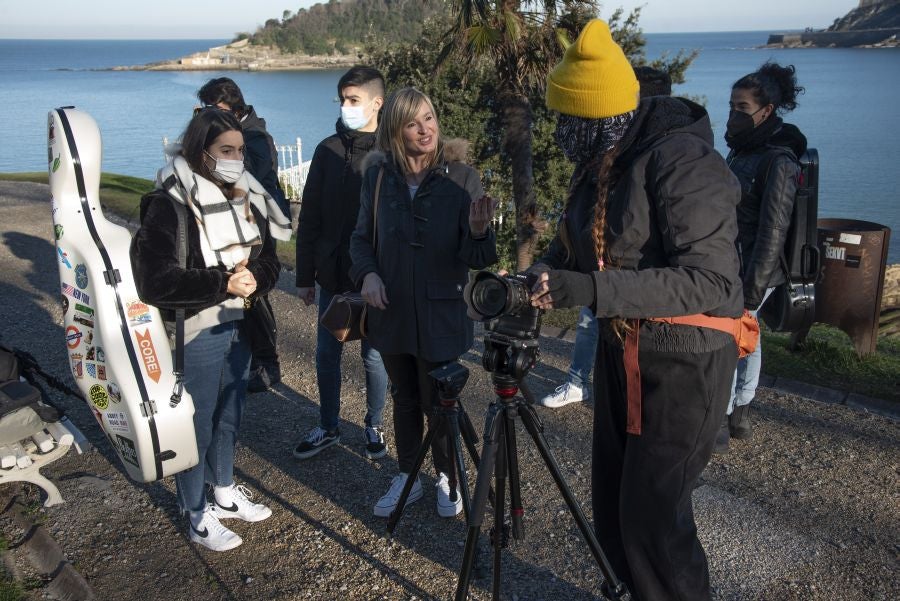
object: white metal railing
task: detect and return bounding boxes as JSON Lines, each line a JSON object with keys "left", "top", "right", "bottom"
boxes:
{"left": 162, "top": 136, "right": 310, "bottom": 204}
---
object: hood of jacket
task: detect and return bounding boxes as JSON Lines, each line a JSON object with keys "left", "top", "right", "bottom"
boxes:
{"left": 240, "top": 106, "right": 266, "bottom": 133}
{"left": 616, "top": 96, "right": 712, "bottom": 166}
{"left": 361, "top": 138, "right": 470, "bottom": 174}
{"left": 768, "top": 121, "right": 807, "bottom": 158}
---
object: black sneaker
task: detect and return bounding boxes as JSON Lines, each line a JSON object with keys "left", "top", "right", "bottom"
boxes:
{"left": 292, "top": 426, "right": 340, "bottom": 459}
{"left": 364, "top": 425, "right": 387, "bottom": 459}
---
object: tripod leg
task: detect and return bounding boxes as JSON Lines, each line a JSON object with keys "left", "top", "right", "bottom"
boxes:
{"left": 454, "top": 402, "right": 503, "bottom": 601}
{"left": 517, "top": 401, "right": 629, "bottom": 597}
{"left": 386, "top": 412, "right": 444, "bottom": 535}
{"left": 490, "top": 414, "right": 509, "bottom": 601}
{"left": 504, "top": 410, "right": 525, "bottom": 540}
{"left": 459, "top": 404, "right": 496, "bottom": 508}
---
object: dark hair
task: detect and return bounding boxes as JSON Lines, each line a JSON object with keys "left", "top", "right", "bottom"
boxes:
{"left": 732, "top": 61, "right": 804, "bottom": 114}
{"left": 338, "top": 66, "right": 385, "bottom": 100}
{"left": 197, "top": 77, "right": 248, "bottom": 118}
{"left": 634, "top": 66, "right": 672, "bottom": 98}
{"left": 180, "top": 108, "right": 243, "bottom": 184}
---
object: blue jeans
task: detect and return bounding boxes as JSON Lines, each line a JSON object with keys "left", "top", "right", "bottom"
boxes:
{"left": 728, "top": 287, "right": 775, "bottom": 415}
{"left": 316, "top": 288, "right": 388, "bottom": 431}
{"left": 176, "top": 320, "right": 250, "bottom": 513}
{"left": 568, "top": 306, "right": 599, "bottom": 388}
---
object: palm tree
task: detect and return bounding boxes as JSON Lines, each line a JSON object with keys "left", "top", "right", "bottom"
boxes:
{"left": 438, "top": 1, "right": 596, "bottom": 269}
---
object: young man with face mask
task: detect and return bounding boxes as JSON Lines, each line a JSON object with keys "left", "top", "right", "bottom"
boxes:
{"left": 293, "top": 66, "right": 390, "bottom": 461}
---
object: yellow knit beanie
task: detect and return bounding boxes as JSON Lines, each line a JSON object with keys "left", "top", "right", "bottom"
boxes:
{"left": 546, "top": 19, "right": 639, "bottom": 119}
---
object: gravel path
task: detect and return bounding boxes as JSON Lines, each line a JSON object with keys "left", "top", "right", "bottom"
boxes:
{"left": 0, "top": 180, "right": 897, "bottom": 601}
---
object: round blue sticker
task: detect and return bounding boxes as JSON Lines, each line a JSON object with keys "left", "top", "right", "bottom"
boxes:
{"left": 74, "top": 264, "right": 88, "bottom": 289}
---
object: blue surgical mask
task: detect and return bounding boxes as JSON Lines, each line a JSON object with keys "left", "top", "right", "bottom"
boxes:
{"left": 340, "top": 100, "right": 374, "bottom": 130}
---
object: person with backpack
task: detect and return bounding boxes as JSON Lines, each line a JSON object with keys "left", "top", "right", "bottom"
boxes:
{"left": 197, "top": 77, "right": 289, "bottom": 393}
{"left": 716, "top": 62, "right": 806, "bottom": 453}
{"left": 130, "top": 108, "right": 290, "bottom": 551}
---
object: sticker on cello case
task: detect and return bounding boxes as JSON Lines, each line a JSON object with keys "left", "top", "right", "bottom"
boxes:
{"left": 62, "top": 283, "right": 90, "bottom": 305}
{"left": 115, "top": 435, "right": 139, "bottom": 468}
{"left": 61, "top": 295, "right": 69, "bottom": 315}
{"left": 89, "top": 383, "right": 109, "bottom": 410}
{"left": 106, "top": 382, "right": 121, "bottom": 403}
{"left": 54, "top": 224, "right": 64, "bottom": 240}
{"left": 86, "top": 362, "right": 96, "bottom": 379}
{"left": 57, "top": 247, "right": 72, "bottom": 269}
{"left": 97, "top": 364, "right": 107, "bottom": 381}
{"left": 134, "top": 329, "right": 161, "bottom": 382}
{"left": 74, "top": 264, "right": 88, "bottom": 289}
{"left": 126, "top": 300, "right": 152, "bottom": 327}
{"left": 65, "top": 325, "right": 82, "bottom": 349}
{"left": 70, "top": 353, "right": 83, "bottom": 379}
{"left": 106, "top": 411, "right": 129, "bottom": 434}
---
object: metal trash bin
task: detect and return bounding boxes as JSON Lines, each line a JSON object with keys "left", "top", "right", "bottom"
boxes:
{"left": 814, "top": 218, "right": 891, "bottom": 356}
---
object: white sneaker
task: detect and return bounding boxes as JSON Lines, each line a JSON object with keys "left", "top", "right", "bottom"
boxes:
{"left": 435, "top": 472, "right": 463, "bottom": 518}
{"left": 539, "top": 383, "right": 587, "bottom": 408}
{"left": 188, "top": 504, "right": 242, "bottom": 552}
{"left": 374, "top": 473, "right": 423, "bottom": 518}
{"left": 213, "top": 483, "right": 273, "bottom": 522}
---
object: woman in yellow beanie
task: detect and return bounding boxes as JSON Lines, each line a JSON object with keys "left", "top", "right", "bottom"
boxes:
{"left": 529, "top": 19, "right": 744, "bottom": 601}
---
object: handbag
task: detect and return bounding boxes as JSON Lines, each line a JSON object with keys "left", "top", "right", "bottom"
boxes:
{"left": 319, "top": 167, "right": 384, "bottom": 343}
{"left": 244, "top": 295, "right": 278, "bottom": 356}
{"left": 319, "top": 292, "right": 368, "bottom": 342}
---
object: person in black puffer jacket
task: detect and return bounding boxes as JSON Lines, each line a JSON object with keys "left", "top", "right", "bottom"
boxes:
{"left": 198, "top": 77, "right": 289, "bottom": 393}
{"left": 716, "top": 62, "right": 807, "bottom": 453}
{"left": 292, "top": 67, "right": 392, "bottom": 462}
{"left": 530, "top": 20, "right": 743, "bottom": 601}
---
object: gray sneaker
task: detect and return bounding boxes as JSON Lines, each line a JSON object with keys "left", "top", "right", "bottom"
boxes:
{"left": 365, "top": 425, "right": 387, "bottom": 459}
{"left": 292, "top": 426, "right": 340, "bottom": 459}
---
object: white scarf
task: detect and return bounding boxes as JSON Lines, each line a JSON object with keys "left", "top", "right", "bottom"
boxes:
{"left": 156, "top": 155, "right": 291, "bottom": 269}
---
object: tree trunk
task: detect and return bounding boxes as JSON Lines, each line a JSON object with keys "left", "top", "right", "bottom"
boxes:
{"left": 502, "top": 92, "right": 547, "bottom": 271}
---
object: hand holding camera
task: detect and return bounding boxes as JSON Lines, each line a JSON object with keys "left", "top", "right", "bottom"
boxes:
{"left": 529, "top": 270, "right": 596, "bottom": 311}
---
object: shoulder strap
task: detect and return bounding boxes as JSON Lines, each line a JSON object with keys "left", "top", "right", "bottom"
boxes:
{"left": 168, "top": 196, "right": 188, "bottom": 407}
{"left": 373, "top": 166, "right": 384, "bottom": 250}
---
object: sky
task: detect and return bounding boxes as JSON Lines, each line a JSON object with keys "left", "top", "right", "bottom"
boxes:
{"left": 0, "top": 0, "right": 861, "bottom": 39}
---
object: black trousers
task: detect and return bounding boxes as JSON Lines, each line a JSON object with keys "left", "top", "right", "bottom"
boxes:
{"left": 592, "top": 335, "right": 736, "bottom": 601}
{"left": 381, "top": 353, "right": 452, "bottom": 475}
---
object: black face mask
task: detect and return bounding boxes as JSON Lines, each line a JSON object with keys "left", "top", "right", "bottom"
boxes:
{"left": 725, "top": 108, "right": 759, "bottom": 138}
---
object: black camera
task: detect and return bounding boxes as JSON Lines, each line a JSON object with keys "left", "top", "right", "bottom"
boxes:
{"left": 464, "top": 270, "right": 543, "bottom": 340}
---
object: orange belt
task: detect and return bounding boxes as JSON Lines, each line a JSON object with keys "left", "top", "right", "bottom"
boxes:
{"left": 623, "top": 312, "right": 757, "bottom": 435}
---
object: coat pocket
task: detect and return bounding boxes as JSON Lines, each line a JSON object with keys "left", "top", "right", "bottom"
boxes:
{"left": 425, "top": 279, "right": 465, "bottom": 338}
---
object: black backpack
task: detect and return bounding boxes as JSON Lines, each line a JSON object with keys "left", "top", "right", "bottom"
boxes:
{"left": 758, "top": 148, "right": 822, "bottom": 332}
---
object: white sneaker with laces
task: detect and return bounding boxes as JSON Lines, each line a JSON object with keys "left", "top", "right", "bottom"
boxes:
{"left": 539, "top": 383, "right": 587, "bottom": 408}
{"left": 213, "top": 483, "right": 273, "bottom": 522}
{"left": 374, "top": 473, "right": 423, "bottom": 518}
{"left": 188, "top": 504, "right": 242, "bottom": 552}
{"left": 435, "top": 472, "right": 463, "bottom": 518}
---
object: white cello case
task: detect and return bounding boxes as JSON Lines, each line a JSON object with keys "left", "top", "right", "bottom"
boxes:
{"left": 48, "top": 107, "right": 198, "bottom": 482}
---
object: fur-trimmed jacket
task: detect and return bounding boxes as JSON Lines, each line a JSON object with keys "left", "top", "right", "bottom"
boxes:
{"left": 349, "top": 140, "right": 498, "bottom": 362}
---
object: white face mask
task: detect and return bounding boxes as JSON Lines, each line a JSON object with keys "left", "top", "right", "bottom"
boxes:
{"left": 340, "top": 100, "right": 374, "bottom": 130}
{"left": 205, "top": 151, "right": 244, "bottom": 184}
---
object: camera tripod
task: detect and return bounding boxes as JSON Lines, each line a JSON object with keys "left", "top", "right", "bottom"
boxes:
{"left": 454, "top": 333, "right": 631, "bottom": 601}
{"left": 386, "top": 363, "right": 491, "bottom": 540}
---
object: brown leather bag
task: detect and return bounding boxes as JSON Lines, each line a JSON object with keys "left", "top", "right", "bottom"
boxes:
{"left": 319, "top": 292, "right": 368, "bottom": 342}
{"left": 318, "top": 167, "right": 383, "bottom": 343}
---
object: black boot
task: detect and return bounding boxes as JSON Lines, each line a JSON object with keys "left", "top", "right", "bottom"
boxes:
{"left": 713, "top": 415, "right": 730, "bottom": 455}
{"left": 729, "top": 404, "right": 753, "bottom": 439}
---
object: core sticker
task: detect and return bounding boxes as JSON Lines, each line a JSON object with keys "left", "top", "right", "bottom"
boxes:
{"left": 126, "top": 300, "right": 152, "bottom": 327}
{"left": 89, "top": 383, "right": 109, "bottom": 410}
{"left": 134, "top": 329, "right": 161, "bottom": 382}
{"left": 74, "top": 264, "right": 89, "bottom": 289}
{"left": 65, "top": 325, "right": 82, "bottom": 349}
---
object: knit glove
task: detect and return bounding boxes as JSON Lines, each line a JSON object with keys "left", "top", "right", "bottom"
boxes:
{"left": 543, "top": 270, "right": 596, "bottom": 310}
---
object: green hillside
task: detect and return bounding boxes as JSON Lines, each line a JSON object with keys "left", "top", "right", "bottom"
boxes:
{"left": 242, "top": 0, "right": 447, "bottom": 55}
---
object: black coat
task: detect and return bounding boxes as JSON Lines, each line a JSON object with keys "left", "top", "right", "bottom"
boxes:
{"left": 242, "top": 107, "right": 289, "bottom": 217}
{"left": 130, "top": 189, "right": 281, "bottom": 322}
{"left": 540, "top": 97, "right": 744, "bottom": 352}
{"left": 726, "top": 121, "right": 807, "bottom": 309}
{"left": 296, "top": 121, "right": 377, "bottom": 294}
{"left": 349, "top": 142, "right": 498, "bottom": 362}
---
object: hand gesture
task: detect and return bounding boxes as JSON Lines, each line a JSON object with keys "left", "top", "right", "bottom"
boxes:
{"left": 469, "top": 195, "right": 497, "bottom": 237}
{"left": 227, "top": 268, "right": 257, "bottom": 298}
{"left": 361, "top": 272, "right": 389, "bottom": 310}
{"left": 297, "top": 286, "right": 316, "bottom": 307}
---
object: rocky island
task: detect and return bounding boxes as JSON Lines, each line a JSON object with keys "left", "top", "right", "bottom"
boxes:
{"left": 767, "top": 0, "right": 900, "bottom": 48}
{"left": 111, "top": 38, "right": 358, "bottom": 71}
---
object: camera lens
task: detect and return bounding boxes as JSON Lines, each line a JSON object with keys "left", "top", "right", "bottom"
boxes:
{"left": 471, "top": 276, "right": 508, "bottom": 319}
